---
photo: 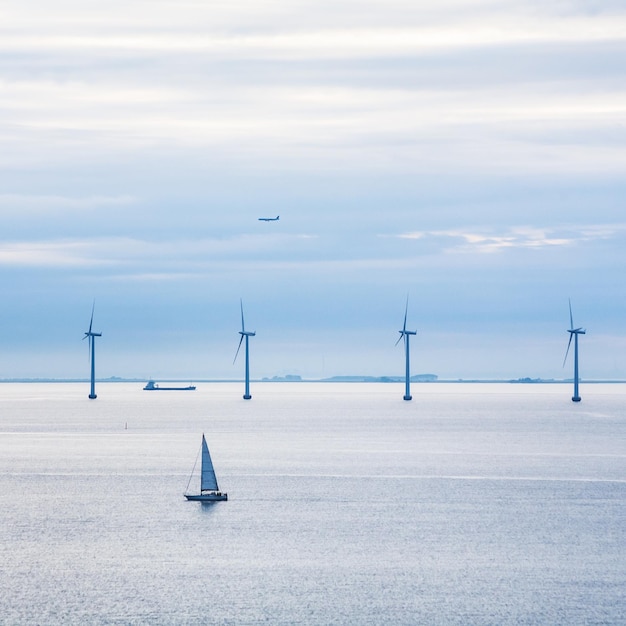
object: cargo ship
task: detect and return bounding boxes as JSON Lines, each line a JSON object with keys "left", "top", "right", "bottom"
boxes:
{"left": 143, "top": 380, "right": 196, "bottom": 391}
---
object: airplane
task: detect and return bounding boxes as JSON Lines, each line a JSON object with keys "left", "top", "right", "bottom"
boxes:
{"left": 258, "top": 215, "right": 279, "bottom": 222}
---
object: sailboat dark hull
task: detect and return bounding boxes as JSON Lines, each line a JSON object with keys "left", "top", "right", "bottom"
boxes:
{"left": 185, "top": 492, "right": 227, "bottom": 502}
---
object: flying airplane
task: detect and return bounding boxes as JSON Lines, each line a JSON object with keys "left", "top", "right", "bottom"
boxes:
{"left": 258, "top": 215, "right": 279, "bottom": 221}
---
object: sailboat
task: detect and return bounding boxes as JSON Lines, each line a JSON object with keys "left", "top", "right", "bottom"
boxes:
{"left": 184, "top": 434, "right": 228, "bottom": 502}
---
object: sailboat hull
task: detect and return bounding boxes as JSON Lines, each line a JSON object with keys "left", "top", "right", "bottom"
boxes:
{"left": 185, "top": 492, "right": 228, "bottom": 502}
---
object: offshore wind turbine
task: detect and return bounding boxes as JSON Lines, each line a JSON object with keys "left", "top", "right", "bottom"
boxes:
{"left": 563, "top": 299, "right": 586, "bottom": 403}
{"left": 233, "top": 299, "right": 256, "bottom": 400}
{"left": 83, "top": 301, "right": 102, "bottom": 400}
{"left": 396, "top": 297, "right": 417, "bottom": 401}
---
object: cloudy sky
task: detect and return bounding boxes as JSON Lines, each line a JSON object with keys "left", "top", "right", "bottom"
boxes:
{"left": 1, "top": 0, "right": 625, "bottom": 381}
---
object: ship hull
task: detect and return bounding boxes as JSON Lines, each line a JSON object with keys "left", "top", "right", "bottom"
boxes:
{"left": 144, "top": 387, "right": 196, "bottom": 391}
{"left": 185, "top": 493, "right": 228, "bottom": 502}
{"left": 144, "top": 381, "right": 196, "bottom": 391}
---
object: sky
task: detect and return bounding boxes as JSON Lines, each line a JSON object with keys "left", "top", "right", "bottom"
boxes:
{"left": 1, "top": 0, "right": 625, "bottom": 381}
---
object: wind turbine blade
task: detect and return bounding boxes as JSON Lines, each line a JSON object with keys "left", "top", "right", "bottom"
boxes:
{"left": 89, "top": 300, "right": 95, "bottom": 334}
{"left": 402, "top": 297, "right": 408, "bottom": 333}
{"left": 240, "top": 299, "right": 246, "bottom": 332}
{"left": 563, "top": 333, "right": 573, "bottom": 367}
{"left": 568, "top": 298, "right": 574, "bottom": 330}
{"left": 395, "top": 332, "right": 403, "bottom": 346}
{"left": 233, "top": 335, "right": 244, "bottom": 364}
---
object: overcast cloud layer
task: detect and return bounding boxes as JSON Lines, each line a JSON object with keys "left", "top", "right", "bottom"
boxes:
{"left": 1, "top": 1, "right": 625, "bottom": 381}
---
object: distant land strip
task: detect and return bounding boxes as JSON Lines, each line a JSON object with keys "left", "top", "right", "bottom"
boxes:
{"left": 1, "top": 376, "right": 626, "bottom": 384}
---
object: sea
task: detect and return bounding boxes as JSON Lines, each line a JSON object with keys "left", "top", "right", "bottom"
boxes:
{"left": 0, "top": 382, "right": 624, "bottom": 625}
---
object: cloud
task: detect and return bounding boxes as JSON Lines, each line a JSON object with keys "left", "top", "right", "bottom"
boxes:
{"left": 0, "top": 233, "right": 319, "bottom": 270}
{"left": 0, "top": 194, "right": 136, "bottom": 214}
{"left": 3, "top": 10, "right": 626, "bottom": 59}
{"left": 391, "top": 224, "right": 626, "bottom": 254}
{"left": 0, "top": 240, "right": 116, "bottom": 268}
{"left": 2, "top": 2, "right": 624, "bottom": 179}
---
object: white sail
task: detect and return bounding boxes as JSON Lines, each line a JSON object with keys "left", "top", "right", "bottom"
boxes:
{"left": 200, "top": 434, "right": 219, "bottom": 492}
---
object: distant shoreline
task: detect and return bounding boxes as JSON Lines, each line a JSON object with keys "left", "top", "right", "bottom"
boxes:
{"left": 1, "top": 377, "right": 625, "bottom": 384}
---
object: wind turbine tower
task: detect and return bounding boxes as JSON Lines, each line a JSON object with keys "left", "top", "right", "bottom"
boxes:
{"left": 84, "top": 302, "right": 102, "bottom": 400}
{"left": 396, "top": 298, "right": 417, "bottom": 401}
{"left": 563, "top": 299, "right": 586, "bottom": 403}
{"left": 234, "top": 299, "right": 256, "bottom": 400}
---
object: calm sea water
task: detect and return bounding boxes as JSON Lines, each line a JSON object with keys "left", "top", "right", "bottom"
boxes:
{"left": 0, "top": 382, "right": 624, "bottom": 625}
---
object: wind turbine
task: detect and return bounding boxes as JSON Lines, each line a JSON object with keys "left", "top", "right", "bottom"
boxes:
{"left": 234, "top": 299, "right": 255, "bottom": 400}
{"left": 563, "top": 299, "right": 586, "bottom": 403}
{"left": 83, "top": 301, "right": 102, "bottom": 400}
{"left": 396, "top": 297, "right": 417, "bottom": 401}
